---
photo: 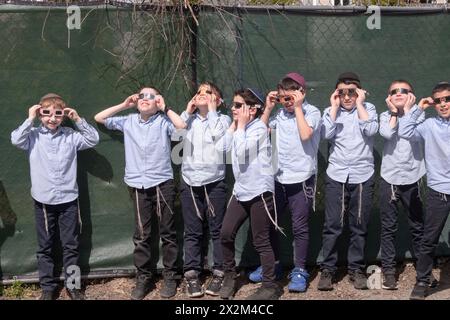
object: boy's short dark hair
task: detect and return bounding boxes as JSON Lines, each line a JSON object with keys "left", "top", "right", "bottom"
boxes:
{"left": 234, "top": 88, "right": 264, "bottom": 118}
{"left": 431, "top": 82, "right": 450, "bottom": 96}
{"left": 336, "top": 72, "right": 361, "bottom": 89}
{"left": 389, "top": 79, "right": 414, "bottom": 93}
{"left": 200, "top": 81, "right": 225, "bottom": 108}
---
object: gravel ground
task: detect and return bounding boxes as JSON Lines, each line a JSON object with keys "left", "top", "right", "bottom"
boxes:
{"left": 4, "top": 259, "right": 450, "bottom": 300}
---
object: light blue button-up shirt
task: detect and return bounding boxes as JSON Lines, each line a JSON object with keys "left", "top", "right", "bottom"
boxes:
{"left": 398, "top": 107, "right": 450, "bottom": 194}
{"left": 105, "top": 113, "right": 175, "bottom": 189}
{"left": 269, "top": 102, "right": 322, "bottom": 184}
{"left": 222, "top": 118, "right": 274, "bottom": 201}
{"left": 11, "top": 118, "right": 99, "bottom": 205}
{"left": 322, "top": 102, "right": 379, "bottom": 184}
{"left": 379, "top": 107, "right": 426, "bottom": 186}
{"left": 178, "top": 110, "right": 231, "bottom": 186}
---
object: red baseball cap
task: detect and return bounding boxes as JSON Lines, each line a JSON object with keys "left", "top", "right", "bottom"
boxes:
{"left": 284, "top": 72, "right": 306, "bottom": 90}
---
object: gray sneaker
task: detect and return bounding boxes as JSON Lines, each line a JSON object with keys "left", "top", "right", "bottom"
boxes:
{"left": 349, "top": 270, "right": 368, "bottom": 290}
{"left": 205, "top": 270, "right": 224, "bottom": 296}
{"left": 184, "top": 270, "right": 204, "bottom": 298}
{"left": 131, "top": 275, "right": 153, "bottom": 300}
{"left": 382, "top": 273, "right": 398, "bottom": 290}
{"left": 219, "top": 271, "right": 237, "bottom": 299}
{"left": 160, "top": 271, "right": 178, "bottom": 298}
{"left": 317, "top": 270, "right": 334, "bottom": 291}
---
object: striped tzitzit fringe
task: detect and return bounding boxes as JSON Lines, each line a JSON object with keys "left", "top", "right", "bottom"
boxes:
{"left": 261, "top": 193, "right": 286, "bottom": 237}
{"left": 190, "top": 186, "right": 203, "bottom": 220}
{"left": 204, "top": 185, "right": 216, "bottom": 217}
{"left": 357, "top": 183, "right": 363, "bottom": 225}
{"left": 43, "top": 204, "right": 49, "bottom": 236}
{"left": 77, "top": 199, "right": 82, "bottom": 234}
{"left": 135, "top": 189, "right": 144, "bottom": 239}
{"left": 156, "top": 185, "right": 174, "bottom": 220}
{"left": 390, "top": 184, "right": 398, "bottom": 203}
{"left": 340, "top": 183, "right": 345, "bottom": 227}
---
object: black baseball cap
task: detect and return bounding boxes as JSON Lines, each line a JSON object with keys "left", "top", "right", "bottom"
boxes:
{"left": 337, "top": 72, "right": 360, "bottom": 83}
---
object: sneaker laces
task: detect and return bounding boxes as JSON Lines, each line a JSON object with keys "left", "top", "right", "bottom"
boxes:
{"left": 210, "top": 274, "right": 224, "bottom": 285}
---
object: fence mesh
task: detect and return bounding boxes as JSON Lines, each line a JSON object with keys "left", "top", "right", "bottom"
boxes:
{"left": 0, "top": 3, "right": 449, "bottom": 279}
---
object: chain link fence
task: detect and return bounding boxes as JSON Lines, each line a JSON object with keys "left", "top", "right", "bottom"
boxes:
{"left": 0, "top": 3, "right": 449, "bottom": 279}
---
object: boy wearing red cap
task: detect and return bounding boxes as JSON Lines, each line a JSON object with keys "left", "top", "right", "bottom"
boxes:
{"left": 256, "top": 72, "right": 321, "bottom": 293}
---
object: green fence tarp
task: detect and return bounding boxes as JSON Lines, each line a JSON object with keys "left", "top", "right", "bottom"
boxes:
{"left": 0, "top": 6, "right": 449, "bottom": 279}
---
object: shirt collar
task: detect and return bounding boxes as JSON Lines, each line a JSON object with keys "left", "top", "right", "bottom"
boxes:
{"left": 280, "top": 101, "right": 308, "bottom": 118}
{"left": 339, "top": 105, "right": 357, "bottom": 113}
{"left": 245, "top": 118, "right": 258, "bottom": 129}
{"left": 138, "top": 112, "right": 160, "bottom": 124}
{"left": 194, "top": 110, "right": 221, "bottom": 121}
{"left": 38, "top": 125, "right": 62, "bottom": 135}
{"left": 437, "top": 116, "right": 450, "bottom": 123}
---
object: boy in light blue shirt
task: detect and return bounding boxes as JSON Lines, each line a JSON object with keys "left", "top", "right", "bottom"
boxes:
{"left": 399, "top": 82, "right": 450, "bottom": 300}
{"left": 177, "top": 81, "right": 231, "bottom": 298}
{"left": 318, "top": 72, "right": 378, "bottom": 291}
{"left": 11, "top": 93, "right": 99, "bottom": 300}
{"left": 94, "top": 87, "right": 186, "bottom": 300}
{"left": 249, "top": 72, "right": 321, "bottom": 293}
{"left": 378, "top": 80, "right": 425, "bottom": 290}
{"left": 219, "top": 88, "right": 281, "bottom": 300}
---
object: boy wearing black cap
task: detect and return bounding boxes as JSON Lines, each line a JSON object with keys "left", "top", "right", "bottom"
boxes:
{"left": 318, "top": 72, "right": 378, "bottom": 291}
{"left": 11, "top": 93, "right": 99, "bottom": 299}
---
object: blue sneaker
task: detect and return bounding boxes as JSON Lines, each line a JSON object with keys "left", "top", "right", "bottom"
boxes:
{"left": 249, "top": 263, "right": 283, "bottom": 283}
{"left": 288, "top": 267, "right": 309, "bottom": 292}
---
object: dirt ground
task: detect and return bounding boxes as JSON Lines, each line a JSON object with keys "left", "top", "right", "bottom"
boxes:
{"left": 4, "top": 258, "right": 450, "bottom": 300}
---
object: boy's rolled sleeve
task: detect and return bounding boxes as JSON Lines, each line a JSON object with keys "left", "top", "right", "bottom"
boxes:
{"left": 305, "top": 108, "right": 322, "bottom": 131}
{"left": 180, "top": 111, "right": 193, "bottom": 122}
{"left": 11, "top": 118, "right": 34, "bottom": 150}
{"left": 359, "top": 103, "right": 379, "bottom": 137}
{"left": 74, "top": 118, "right": 100, "bottom": 150}
{"left": 269, "top": 116, "right": 277, "bottom": 130}
{"left": 207, "top": 112, "right": 231, "bottom": 141}
{"left": 379, "top": 112, "right": 397, "bottom": 140}
{"left": 398, "top": 107, "right": 425, "bottom": 141}
{"left": 321, "top": 107, "right": 337, "bottom": 139}
{"left": 104, "top": 116, "right": 127, "bottom": 132}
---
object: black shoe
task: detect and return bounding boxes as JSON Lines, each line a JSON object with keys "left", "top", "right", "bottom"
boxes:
{"left": 40, "top": 290, "right": 56, "bottom": 300}
{"left": 317, "top": 269, "right": 334, "bottom": 291}
{"left": 67, "top": 288, "right": 85, "bottom": 300}
{"left": 219, "top": 271, "right": 237, "bottom": 299}
{"left": 349, "top": 270, "right": 368, "bottom": 290}
{"left": 185, "top": 271, "right": 204, "bottom": 298}
{"left": 131, "top": 275, "right": 153, "bottom": 300}
{"left": 410, "top": 282, "right": 428, "bottom": 300}
{"left": 160, "top": 271, "right": 178, "bottom": 298}
{"left": 205, "top": 270, "right": 224, "bottom": 296}
{"left": 246, "top": 285, "right": 282, "bottom": 300}
{"left": 382, "top": 273, "right": 398, "bottom": 290}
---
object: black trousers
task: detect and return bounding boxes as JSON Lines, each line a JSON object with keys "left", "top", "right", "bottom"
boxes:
{"left": 34, "top": 199, "right": 80, "bottom": 291}
{"left": 180, "top": 179, "right": 227, "bottom": 273}
{"left": 379, "top": 178, "right": 424, "bottom": 273}
{"left": 320, "top": 175, "right": 374, "bottom": 273}
{"left": 221, "top": 192, "right": 278, "bottom": 288}
{"left": 416, "top": 188, "right": 450, "bottom": 284}
{"left": 129, "top": 179, "right": 178, "bottom": 278}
